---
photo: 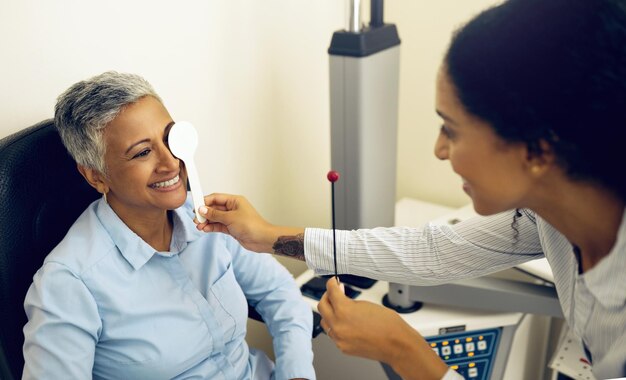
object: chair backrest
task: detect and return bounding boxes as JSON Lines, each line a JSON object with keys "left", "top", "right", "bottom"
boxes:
{"left": 0, "top": 120, "right": 100, "bottom": 380}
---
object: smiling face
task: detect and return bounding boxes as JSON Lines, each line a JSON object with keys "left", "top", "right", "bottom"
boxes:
{"left": 81, "top": 96, "right": 188, "bottom": 221}
{"left": 434, "top": 67, "right": 539, "bottom": 215}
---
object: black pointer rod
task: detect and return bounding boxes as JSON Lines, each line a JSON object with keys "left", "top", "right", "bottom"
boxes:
{"left": 327, "top": 170, "right": 340, "bottom": 283}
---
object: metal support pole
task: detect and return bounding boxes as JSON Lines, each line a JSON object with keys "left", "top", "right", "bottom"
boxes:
{"left": 349, "top": 0, "right": 362, "bottom": 32}
{"left": 370, "top": 0, "right": 384, "bottom": 27}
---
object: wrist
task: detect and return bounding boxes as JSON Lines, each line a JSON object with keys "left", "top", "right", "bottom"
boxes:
{"left": 390, "top": 329, "right": 448, "bottom": 380}
{"left": 270, "top": 226, "right": 307, "bottom": 261}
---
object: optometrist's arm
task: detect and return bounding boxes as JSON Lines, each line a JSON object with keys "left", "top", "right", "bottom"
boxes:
{"left": 318, "top": 278, "right": 462, "bottom": 380}
{"left": 196, "top": 193, "right": 306, "bottom": 260}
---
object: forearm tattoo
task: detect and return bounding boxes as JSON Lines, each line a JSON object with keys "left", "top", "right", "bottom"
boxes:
{"left": 272, "top": 233, "right": 306, "bottom": 261}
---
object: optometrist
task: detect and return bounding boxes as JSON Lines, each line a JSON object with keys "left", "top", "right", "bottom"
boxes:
{"left": 195, "top": 0, "right": 626, "bottom": 378}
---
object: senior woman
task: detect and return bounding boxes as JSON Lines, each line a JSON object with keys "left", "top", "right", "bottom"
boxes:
{"left": 22, "top": 72, "right": 314, "bottom": 380}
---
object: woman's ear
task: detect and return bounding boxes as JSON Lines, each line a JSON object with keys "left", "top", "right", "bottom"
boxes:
{"left": 525, "top": 139, "right": 556, "bottom": 177}
{"left": 77, "top": 164, "right": 109, "bottom": 195}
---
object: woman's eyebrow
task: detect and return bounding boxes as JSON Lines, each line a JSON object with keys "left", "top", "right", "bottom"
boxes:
{"left": 124, "top": 121, "right": 175, "bottom": 155}
{"left": 436, "top": 109, "right": 457, "bottom": 125}
{"left": 125, "top": 138, "right": 150, "bottom": 155}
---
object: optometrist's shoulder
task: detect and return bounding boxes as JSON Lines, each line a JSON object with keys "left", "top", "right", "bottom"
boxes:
{"left": 196, "top": 193, "right": 306, "bottom": 258}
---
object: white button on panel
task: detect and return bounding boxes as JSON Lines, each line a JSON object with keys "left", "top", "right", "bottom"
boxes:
{"left": 432, "top": 347, "right": 439, "bottom": 356}
{"left": 453, "top": 344, "right": 463, "bottom": 354}
{"left": 441, "top": 346, "right": 452, "bottom": 356}
{"left": 477, "top": 340, "right": 487, "bottom": 351}
{"left": 465, "top": 342, "right": 475, "bottom": 352}
{"left": 468, "top": 367, "right": 478, "bottom": 378}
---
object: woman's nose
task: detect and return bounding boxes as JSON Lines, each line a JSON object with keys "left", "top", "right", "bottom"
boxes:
{"left": 158, "top": 143, "right": 180, "bottom": 171}
{"left": 434, "top": 133, "right": 449, "bottom": 161}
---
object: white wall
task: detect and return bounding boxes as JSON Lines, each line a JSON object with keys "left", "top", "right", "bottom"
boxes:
{"left": 0, "top": 0, "right": 503, "bottom": 256}
{"left": 1, "top": 0, "right": 499, "bottom": 365}
{"left": 386, "top": 0, "right": 499, "bottom": 208}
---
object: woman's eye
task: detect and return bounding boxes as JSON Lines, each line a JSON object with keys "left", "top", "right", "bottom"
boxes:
{"left": 440, "top": 125, "right": 454, "bottom": 139}
{"left": 133, "top": 149, "right": 151, "bottom": 159}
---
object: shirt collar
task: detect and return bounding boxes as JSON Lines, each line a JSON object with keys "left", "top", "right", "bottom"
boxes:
{"left": 95, "top": 196, "right": 204, "bottom": 271}
{"left": 584, "top": 207, "right": 626, "bottom": 309}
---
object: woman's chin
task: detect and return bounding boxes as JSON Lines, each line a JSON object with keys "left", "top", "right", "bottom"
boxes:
{"left": 156, "top": 188, "right": 189, "bottom": 211}
{"left": 168, "top": 200, "right": 187, "bottom": 211}
{"left": 471, "top": 201, "right": 508, "bottom": 216}
{"left": 462, "top": 182, "right": 471, "bottom": 195}
{"left": 472, "top": 205, "right": 492, "bottom": 216}
{"left": 172, "top": 191, "right": 190, "bottom": 209}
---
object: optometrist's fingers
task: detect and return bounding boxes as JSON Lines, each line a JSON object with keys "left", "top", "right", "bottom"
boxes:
{"left": 318, "top": 289, "right": 335, "bottom": 321}
{"left": 325, "top": 276, "right": 346, "bottom": 302}
{"left": 195, "top": 193, "right": 305, "bottom": 255}
{"left": 319, "top": 317, "right": 332, "bottom": 337}
{"left": 196, "top": 193, "right": 244, "bottom": 224}
{"left": 202, "top": 193, "right": 242, "bottom": 209}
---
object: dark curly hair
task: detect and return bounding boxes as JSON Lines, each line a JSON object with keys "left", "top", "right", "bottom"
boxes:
{"left": 445, "top": 0, "right": 626, "bottom": 201}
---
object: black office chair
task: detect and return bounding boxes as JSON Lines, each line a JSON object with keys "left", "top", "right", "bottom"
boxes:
{"left": 0, "top": 120, "right": 98, "bottom": 380}
{"left": 0, "top": 120, "right": 321, "bottom": 380}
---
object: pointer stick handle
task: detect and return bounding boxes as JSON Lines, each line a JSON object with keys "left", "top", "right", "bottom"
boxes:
{"left": 186, "top": 161, "right": 207, "bottom": 223}
{"left": 331, "top": 182, "right": 338, "bottom": 282}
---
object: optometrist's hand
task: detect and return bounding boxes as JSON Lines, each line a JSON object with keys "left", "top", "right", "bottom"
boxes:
{"left": 195, "top": 193, "right": 303, "bottom": 254}
{"left": 317, "top": 278, "right": 449, "bottom": 380}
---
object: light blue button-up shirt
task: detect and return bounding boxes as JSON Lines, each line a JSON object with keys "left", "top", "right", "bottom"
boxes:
{"left": 23, "top": 196, "right": 315, "bottom": 380}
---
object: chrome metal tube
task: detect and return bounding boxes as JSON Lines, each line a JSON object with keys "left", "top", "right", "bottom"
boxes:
{"left": 349, "top": 0, "right": 362, "bottom": 32}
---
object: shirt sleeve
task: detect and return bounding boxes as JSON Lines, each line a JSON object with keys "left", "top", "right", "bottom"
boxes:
{"left": 305, "top": 209, "right": 544, "bottom": 285}
{"left": 23, "top": 262, "right": 101, "bottom": 380}
{"left": 227, "top": 238, "right": 316, "bottom": 380}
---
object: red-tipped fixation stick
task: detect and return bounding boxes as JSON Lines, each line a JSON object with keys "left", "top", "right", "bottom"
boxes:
{"left": 327, "top": 171, "right": 340, "bottom": 183}
{"left": 327, "top": 170, "right": 340, "bottom": 282}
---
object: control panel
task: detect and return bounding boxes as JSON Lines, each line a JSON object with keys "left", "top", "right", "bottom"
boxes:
{"left": 426, "top": 328, "right": 501, "bottom": 380}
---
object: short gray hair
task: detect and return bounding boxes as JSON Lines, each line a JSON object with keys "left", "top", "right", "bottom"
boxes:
{"left": 54, "top": 71, "right": 162, "bottom": 173}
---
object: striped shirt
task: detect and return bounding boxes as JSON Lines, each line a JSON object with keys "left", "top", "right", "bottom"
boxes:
{"left": 305, "top": 208, "right": 626, "bottom": 379}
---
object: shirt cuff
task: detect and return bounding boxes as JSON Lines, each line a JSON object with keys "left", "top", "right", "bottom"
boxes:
{"left": 441, "top": 368, "right": 464, "bottom": 380}
{"left": 304, "top": 228, "right": 350, "bottom": 275}
{"left": 273, "top": 330, "right": 316, "bottom": 380}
